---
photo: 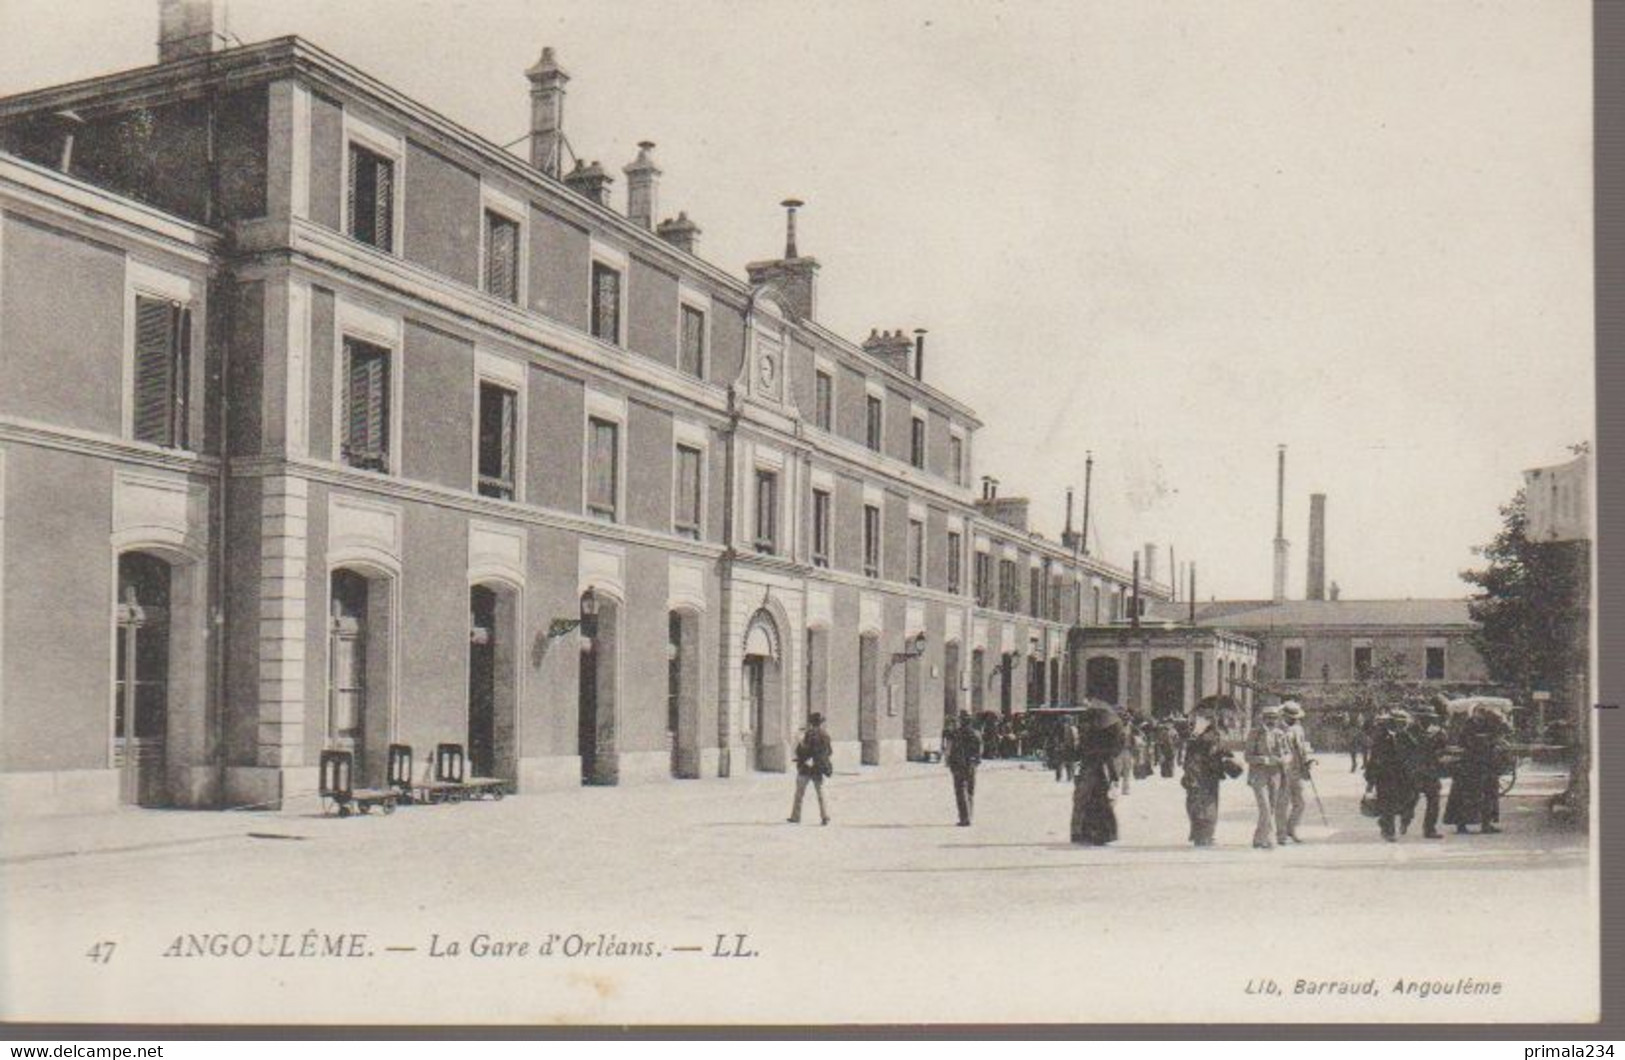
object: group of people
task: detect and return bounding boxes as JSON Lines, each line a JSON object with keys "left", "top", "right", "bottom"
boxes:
{"left": 1363, "top": 699, "right": 1510, "bottom": 841}
{"left": 785, "top": 696, "right": 1516, "bottom": 848}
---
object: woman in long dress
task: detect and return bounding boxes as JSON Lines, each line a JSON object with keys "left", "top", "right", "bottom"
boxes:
{"left": 1071, "top": 708, "right": 1125, "bottom": 845}
{"left": 1181, "top": 707, "right": 1233, "bottom": 846}
{"left": 1443, "top": 709, "right": 1509, "bottom": 834}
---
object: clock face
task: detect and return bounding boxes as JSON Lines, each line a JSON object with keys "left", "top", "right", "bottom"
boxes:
{"left": 758, "top": 355, "right": 777, "bottom": 387}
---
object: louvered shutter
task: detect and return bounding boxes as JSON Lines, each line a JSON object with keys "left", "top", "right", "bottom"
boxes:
{"left": 133, "top": 297, "right": 176, "bottom": 445}
{"left": 346, "top": 146, "right": 359, "bottom": 238}
{"left": 373, "top": 156, "right": 393, "bottom": 251}
{"left": 487, "top": 213, "right": 518, "bottom": 302}
{"left": 344, "top": 340, "right": 389, "bottom": 470}
{"left": 499, "top": 386, "right": 516, "bottom": 487}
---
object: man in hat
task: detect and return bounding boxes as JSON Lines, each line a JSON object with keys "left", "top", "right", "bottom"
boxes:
{"left": 1245, "top": 705, "right": 1290, "bottom": 849}
{"left": 945, "top": 711, "right": 983, "bottom": 826}
{"left": 788, "top": 712, "right": 832, "bottom": 825}
{"left": 1277, "top": 702, "right": 1315, "bottom": 843}
{"left": 1364, "top": 708, "right": 1417, "bottom": 841}
{"left": 1402, "top": 702, "right": 1449, "bottom": 839}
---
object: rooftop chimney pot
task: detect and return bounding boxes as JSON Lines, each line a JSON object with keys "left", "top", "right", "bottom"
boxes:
{"left": 656, "top": 211, "right": 701, "bottom": 255}
{"left": 526, "top": 46, "right": 571, "bottom": 177}
{"left": 623, "top": 141, "right": 661, "bottom": 230}
{"left": 158, "top": 0, "right": 227, "bottom": 63}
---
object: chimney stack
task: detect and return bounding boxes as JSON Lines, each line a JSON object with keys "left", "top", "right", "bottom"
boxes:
{"left": 1143, "top": 543, "right": 1158, "bottom": 585}
{"left": 913, "top": 328, "right": 927, "bottom": 381}
{"left": 158, "top": 0, "right": 227, "bottom": 63}
{"left": 526, "top": 47, "right": 570, "bottom": 178}
{"left": 656, "top": 212, "right": 701, "bottom": 255}
{"left": 861, "top": 329, "right": 914, "bottom": 374}
{"left": 622, "top": 141, "right": 660, "bottom": 229}
{"left": 1307, "top": 492, "right": 1327, "bottom": 601}
{"left": 1329, "top": 580, "right": 1341, "bottom": 602}
{"left": 563, "top": 159, "right": 613, "bottom": 207}
{"left": 981, "top": 476, "right": 999, "bottom": 501}
{"left": 745, "top": 199, "right": 819, "bottom": 320}
{"left": 1272, "top": 444, "right": 1289, "bottom": 602}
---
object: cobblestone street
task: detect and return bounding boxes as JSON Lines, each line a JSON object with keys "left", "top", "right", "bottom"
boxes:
{"left": 1, "top": 759, "right": 1592, "bottom": 1025}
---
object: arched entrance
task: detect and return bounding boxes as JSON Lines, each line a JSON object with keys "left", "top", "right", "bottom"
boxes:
{"left": 468, "top": 583, "right": 518, "bottom": 781}
{"left": 1151, "top": 656, "right": 1186, "bottom": 718}
{"left": 902, "top": 649, "right": 923, "bottom": 761}
{"left": 1086, "top": 655, "right": 1121, "bottom": 705}
{"left": 329, "top": 567, "right": 395, "bottom": 788}
{"left": 859, "top": 632, "right": 880, "bottom": 765}
{"left": 668, "top": 609, "right": 701, "bottom": 778}
{"left": 741, "top": 609, "right": 785, "bottom": 771}
{"left": 114, "top": 552, "right": 171, "bottom": 806}
{"left": 578, "top": 591, "right": 620, "bottom": 785}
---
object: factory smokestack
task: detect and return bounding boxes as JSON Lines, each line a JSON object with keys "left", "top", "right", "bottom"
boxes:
{"left": 1307, "top": 493, "right": 1327, "bottom": 601}
{"left": 1272, "top": 445, "right": 1289, "bottom": 602}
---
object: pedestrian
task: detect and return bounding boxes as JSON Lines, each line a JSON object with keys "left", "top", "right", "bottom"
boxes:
{"left": 1072, "top": 706, "right": 1125, "bottom": 845}
{"left": 1246, "top": 704, "right": 1289, "bottom": 849}
{"left": 1443, "top": 707, "right": 1509, "bottom": 835}
{"left": 787, "top": 712, "right": 832, "bottom": 825}
{"left": 1402, "top": 702, "right": 1448, "bottom": 839}
{"left": 1115, "top": 713, "right": 1137, "bottom": 796}
{"left": 1181, "top": 705, "right": 1240, "bottom": 847}
{"left": 1155, "top": 718, "right": 1179, "bottom": 778}
{"left": 1278, "top": 702, "right": 1315, "bottom": 843}
{"left": 1348, "top": 711, "right": 1370, "bottom": 773}
{"left": 945, "top": 711, "right": 982, "bottom": 826}
{"left": 1048, "top": 716, "right": 1078, "bottom": 782}
{"left": 1364, "top": 709, "right": 1417, "bottom": 842}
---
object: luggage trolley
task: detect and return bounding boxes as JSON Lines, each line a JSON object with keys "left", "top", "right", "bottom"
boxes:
{"left": 319, "top": 749, "right": 398, "bottom": 817}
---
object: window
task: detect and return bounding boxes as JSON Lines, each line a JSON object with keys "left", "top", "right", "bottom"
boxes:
{"left": 863, "top": 504, "right": 881, "bottom": 578}
{"left": 974, "top": 551, "right": 992, "bottom": 607}
{"left": 587, "top": 417, "right": 619, "bottom": 521}
{"left": 484, "top": 210, "right": 520, "bottom": 303}
{"left": 865, "top": 394, "right": 883, "bottom": 451}
{"left": 1092, "top": 586, "right": 1102, "bottom": 623}
{"left": 947, "top": 531, "right": 962, "bottom": 594}
{"left": 1425, "top": 646, "right": 1446, "bottom": 680}
{"left": 132, "top": 296, "right": 190, "bottom": 449}
{"left": 680, "top": 304, "right": 706, "bottom": 379}
{"left": 476, "top": 381, "right": 517, "bottom": 499}
{"left": 910, "top": 416, "right": 926, "bottom": 470}
{"left": 907, "top": 519, "right": 924, "bottom": 586}
{"left": 1353, "top": 645, "right": 1373, "bottom": 677}
{"left": 812, "top": 371, "right": 834, "bottom": 431}
{"left": 1284, "top": 646, "right": 1304, "bottom": 681}
{"left": 341, "top": 337, "right": 391, "bottom": 472}
{"left": 347, "top": 143, "right": 395, "bottom": 251}
{"left": 812, "top": 489, "right": 831, "bottom": 568}
{"left": 591, "top": 261, "right": 622, "bottom": 345}
{"left": 949, "top": 435, "right": 965, "bottom": 486}
{"left": 999, "top": 559, "right": 1019, "bottom": 613}
{"left": 754, "top": 470, "right": 778, "bottom": 554}
{"left": 674, "top": 445, "right": 703, "bottom": 539}
{"left": 1029, "top": 567, "right": 1042, "bottom": 619}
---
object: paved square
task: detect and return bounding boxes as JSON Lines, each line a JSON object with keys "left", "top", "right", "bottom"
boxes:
{"left": 0, "top": 760, "right": 1592, "bottom": 1024}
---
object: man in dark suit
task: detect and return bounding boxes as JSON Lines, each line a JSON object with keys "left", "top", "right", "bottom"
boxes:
{"left": 945, "top": 711, "right": 983, "bottom": 826}
{"left": 788, "top": 712, "right": 832, "bottom": 825}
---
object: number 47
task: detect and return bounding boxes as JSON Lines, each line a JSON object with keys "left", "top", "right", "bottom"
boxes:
{"left": 85, "top": 941, "right": 116, "bottom": 964}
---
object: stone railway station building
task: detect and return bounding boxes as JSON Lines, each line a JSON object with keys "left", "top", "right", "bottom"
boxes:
{"left": 0, "top": 5, "right": 1201, "bottom": 816}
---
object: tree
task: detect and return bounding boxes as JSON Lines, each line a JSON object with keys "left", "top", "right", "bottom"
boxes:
{"left": 1459, "top": 489, "right": 1588, "bottom": 701}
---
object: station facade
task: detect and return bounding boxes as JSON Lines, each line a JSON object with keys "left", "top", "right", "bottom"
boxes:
{"left": 0, "top": 18, "right": 1170, "bottom": 815}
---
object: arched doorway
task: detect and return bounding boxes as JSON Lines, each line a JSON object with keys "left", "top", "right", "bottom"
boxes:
{"left": 468, "top": 584, "right": 517, "bottom": 781}
{"left": 1151, "top": 656, "right": 1186, "bottom": 718}
{"left": 114, "top": 552, "right": 171, "bottom": 807}
{"left": 578, "top": 591, "right": 619, "bottom": 785}
{"left": 858, "top": 632, "right": 880, "bottom": 765}
{"left": 329, "top": 568, "right": 395, "bottom": 788}
{"left": 1086, "top": 655, "right": 1121, "bottom": 705}
{"left": 902, "top": 648, "right": 923, "bottom": 761}
{"left": 742, "top": 609, "right": 785, "bottom": 771}
{"left": 668, "top": 609, "right": 701, "bottom": 778}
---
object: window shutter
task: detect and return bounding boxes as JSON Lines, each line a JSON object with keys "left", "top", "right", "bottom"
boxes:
{"left": 498, "top": 387, "right": 516, "bottom": 486}
{"left": 373, "top": 156, "right": 393, "bottom": 251}
{"left": 172, "top": 305, "right": 191, "bottom": 448}
{"left": 346, "top": 147, "right": 358, "bottom": 237}
{"left": 487, "top": 214, "right": 518, "bottom": 301}
{"left": 133, "top": 297, "right": 176, "bottom": 445}
{"left": 345, "top": 341, "right": 389, "bottom": 469}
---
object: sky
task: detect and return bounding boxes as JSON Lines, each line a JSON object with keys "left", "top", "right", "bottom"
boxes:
{"left": 0, "top": 0, "right": 1594, "bottom": 600}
